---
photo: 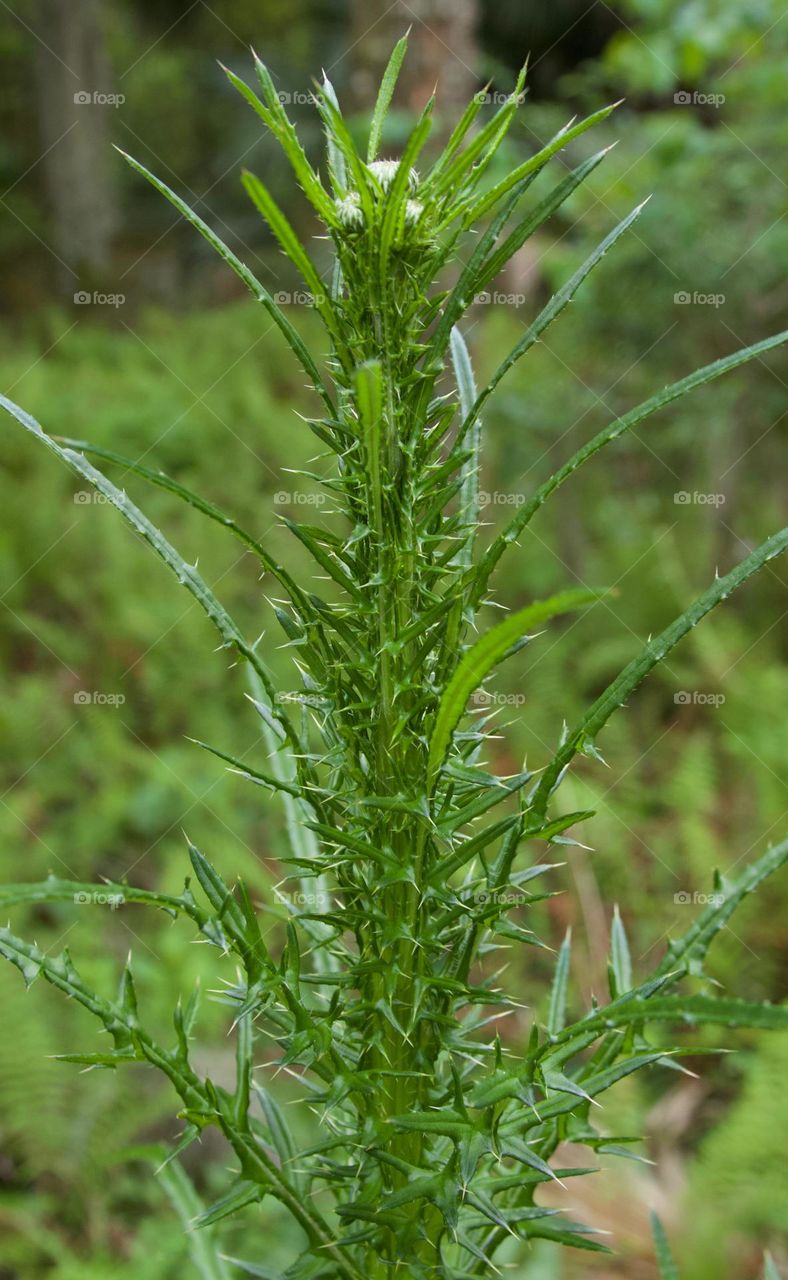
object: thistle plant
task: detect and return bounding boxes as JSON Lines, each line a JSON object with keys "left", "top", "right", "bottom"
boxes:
{"left": 2, "top": 36, "right": 788, "bottom": 1279}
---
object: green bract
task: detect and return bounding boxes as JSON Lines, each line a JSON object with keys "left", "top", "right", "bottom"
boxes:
{"left": 1, "top": 34, "right": 787, "bottom": 1280}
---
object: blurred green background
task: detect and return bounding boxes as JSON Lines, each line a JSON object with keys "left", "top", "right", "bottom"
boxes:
{"left": 0, "top": 1, "right": 786, "bottom": 1277}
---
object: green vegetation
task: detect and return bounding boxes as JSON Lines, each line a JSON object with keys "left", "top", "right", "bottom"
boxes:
{"left": 1, "top": 32, "right": 786, "bottom": 1280}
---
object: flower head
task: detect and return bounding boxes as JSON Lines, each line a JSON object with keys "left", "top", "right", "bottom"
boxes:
{"left": 335, "top": 190, "right": 364, "bottom": 230}
{"left": 367, "top": 159, "right": 420, "bottom": 193}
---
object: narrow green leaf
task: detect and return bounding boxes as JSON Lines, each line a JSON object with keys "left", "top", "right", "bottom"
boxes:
{"left": 473, "top": 329, "right": 788, "bottom": 605}
{"left": 156, "top": 1157, "right": 233, "bottom": 1280}
{"left": 651, "top": 1212, "right": 679, "bottom": 1280}
{"left": 368, "top": 32, "right": 409, "bottom": 161}
{"left": 501, "top": 1135, "right": 559, "bottom": 1182}
{"left": 355, "top": 361, "right": 384, "bottom": 543}
{"left": 466, "top": 102, "right": 618, "bottom": 222}
{"left": 428, "top": 66, "right": 527, "bottom": 202}
{"left": 541, "top": 1068, "right": 593, "bottom": 1102}
{"left": 189, "top": 737, "right": 302, "bottom": 797}
{"left": 429, "top": 175, "right": 539, "bottom": 364}
{"left": 174, "top": 987, "right": 202, "bottom": 1060}
{"left": 1, "top": 397, "right": 243, "bottom": 645}
{"left": 221, "top": 1259, "right": 282, "bottom": 1280}
{"left": 193, "top": 1180, "right": 262, "bottom": 1228}
{"left": 0, "top": 395, "right": 305, "bottom": 758}
{"left": 380, "top": 1174, "right": 443, "bottom": 1212}
{"left": 427, "top": 92, "right": 485, "bottom": 187}
{"left": 531, "top": 530, "right": 788, "bottom": 818}
{"left": 476, "top": 1166, "right": 597, "bottom": 1194}
{"left": 53, "top": 1049, "right": 138, "bottom": 1068}
{"left": 116, "top": 149, "right": 334, "bottom": 414}
{"left": 605, "top": 994, "right": 788, "bottom": 1032}
{"left": 475, "top": 145, "right": 613, "bottom": 296}
{"left": 187, "top": 842, "right": 246, "bottom": 938}
{"left": 437, "top": 769, "right": 532, "bottom": 835}
{"left": 223, "top": 60, "right": 335, "bottom": 222}
{"left": 531, "top": 1052, "right": 668, "bottom": 1124}
{"left": 284, "top": 518, "right": 362, "bottom": 599}
{"left": 387, "top": 1111, "right": 472, "bottom": 1137}
{"left": 428, "top": 588, "right": 603, "bottom": 785}
{"left": 521, "top": 1223, "right": 612, "bottom": 1254}
{"left": 317, "top": 84, "right": 373, "bottom": 215}
{"left": 118, "top": 961, "right": 138, "bottom": 1021}
{"left": 241, "top": 169, "right": 346, "bottom": 362}
{"left": 377, "top": 98, "right": 434, "bottom": 284}
{"left": 763, "top": 1254, "right": 782, "bottom": 1280}
{"left": 253, "top": 1083, "right": 298, "bottom": 1171}
{"left": 655, "top": 837, "right": 788, "bottom": 980}
{"left": 529, "top": 810, "right": 595, "bottom": 843}
{"left": 0, "top": 875, "right": 204, "bottom": 926}
{"left": 56, "top": 436, "right": 308, "bottom": 610}
{"left": 458, "top": 201, "right": 647, "bottom": 446}
{"left": 450, "top": 327, "right": 480, "bottom": 571}
{"left": 610, "top": 905, "right": 632, "bottom": 995}
{"left": 548, "top": 928, "right": 572, "bottom": 1037}
{"left": 319, "top": 73, "right": 348, "bottom": 193}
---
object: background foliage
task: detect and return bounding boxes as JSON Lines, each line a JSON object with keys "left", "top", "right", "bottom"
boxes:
{"left": 0, "top": 1, "right": 785, "bottom": 1277}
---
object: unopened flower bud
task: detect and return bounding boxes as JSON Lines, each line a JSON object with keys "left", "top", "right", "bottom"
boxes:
{"left": 404, "top": 199, "right": 424, "bottom": 226}
{"left": 335, "top": 190, "right": 363, "bottom": 229}
{"left": 367, "top": 159, "right": 419, "bottom": 192}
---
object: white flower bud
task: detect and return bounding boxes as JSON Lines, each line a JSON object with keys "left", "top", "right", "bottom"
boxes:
{"left": 404, "top": 199, "right": 424, "bottom": 226}
{"left": 335, "top": 191, "right": 363, "bottom": 229}
{"left": 367, "top": 159, "right": 420, "bottom": 192}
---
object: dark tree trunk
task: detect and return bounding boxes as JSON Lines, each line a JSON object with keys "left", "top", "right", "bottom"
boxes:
{"left": 32, "top": 0, "right": 117, "bottom": 290}
{"left": 349, "top": 0, "right": 480, "bottom": 130}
